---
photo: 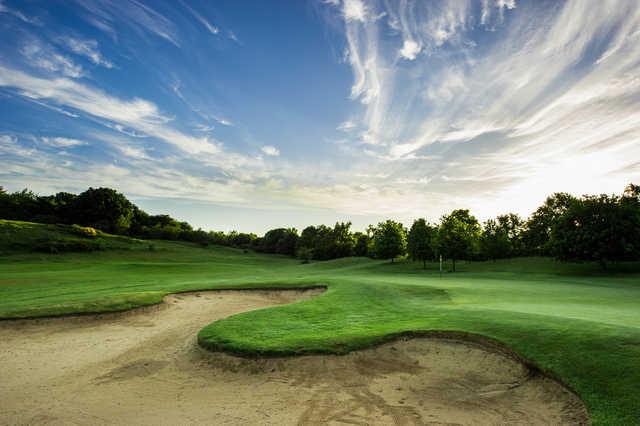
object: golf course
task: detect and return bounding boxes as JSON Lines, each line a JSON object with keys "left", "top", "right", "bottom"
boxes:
{"left": 1, "top": 220, "right": 638, "bottom": 425}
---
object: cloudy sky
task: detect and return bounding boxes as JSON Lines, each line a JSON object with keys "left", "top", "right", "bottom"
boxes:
{"left": 1, "top": 0, "right": 639, "bottom": 233}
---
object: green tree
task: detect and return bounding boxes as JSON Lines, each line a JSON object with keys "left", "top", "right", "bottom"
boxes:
{"left": 480, "top": 219, "right": 511, "bottom": 260}
{"left": 623, "top": 183, "right": 640, "bottom": 202}
{"left": 407, "top": 218, "right": 435, "bottom": 268}
{"left": 297, "top": 225, "right": 318, "bottom": 257}
{"left": 436, "top": 209, "right": 480, "bottom": 272}
{"left": 353, "top": 232, "right": 369, "bottom": 257}
{"left": 551, "top": 194, "right": 640, "bottom": 269}
{"left": 496, "top": 213, "right": 524, "bottom": 256}
{"left": 261, "top": 228, "right": 298, "bottom": 256}
{"left": 73, "top": 187, "right": 134, "bottom": 234}
{"left": 522, "top": 193, "right": 577, "bottom": 255}
{"left": 372, "top": 220, "right": 406, "bottom": 263}
{"left": 295, "top": 223, "right": 354, "bottom": 260}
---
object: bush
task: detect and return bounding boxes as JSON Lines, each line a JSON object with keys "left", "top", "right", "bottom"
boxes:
{"left": 70, "top": 224, "right": 98, "bottom": 238}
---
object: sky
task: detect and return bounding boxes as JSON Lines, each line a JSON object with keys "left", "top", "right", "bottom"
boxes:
{"left": 1, "top": 0, "right": 639, "bottom": 234}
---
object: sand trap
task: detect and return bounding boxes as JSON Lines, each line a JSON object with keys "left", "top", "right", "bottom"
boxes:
{"left": 0, "top": 289, "right": 589, "bottom": 425}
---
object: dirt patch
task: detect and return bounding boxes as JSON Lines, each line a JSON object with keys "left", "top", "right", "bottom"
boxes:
{"left": 0, "top": 289, "right": 589, "bottom": 425}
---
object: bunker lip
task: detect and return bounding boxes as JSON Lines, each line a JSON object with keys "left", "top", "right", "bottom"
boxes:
{"left": 0, "top": 289, "right": 590, "bottom": 425}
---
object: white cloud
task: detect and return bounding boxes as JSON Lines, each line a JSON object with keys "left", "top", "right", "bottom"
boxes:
{"left": 74, "top": 0, "right": 180, "bottom": 46}
{"left": 213, "top": 116, "right": 233, "bottom": 126}
{"left": 194, "top": 124, "right": 215, "bottom": 132}
{"left": 0, "top": 65, "right": 221, "bottom": 155}
{"left": 0, "top": 135, "right": 17, "bottom": 145}
{"left": 61, "top": 37, "right": 113, "bottom": 68}
{"left": 41, "top": 137, "right": 88, "bottom": 148}
{"left": 312, "top": 0, "right": 640, "bottom": 222}
{"left": 228, "top": 31, "right": 241, "bottom": 44}
{"left": 337, "top": 120, "right": 356, "bottom": 131}
{"left": 261, "top": 145, "right": 280, "bottom": 156}
{"left": 181, "top": 2, "right": 219, "bottom": 35}
{"left": 343, "top": 0, "right": 366, "bottom": 22}
{"left": 21, "top": 40, "right": 83, "bottom": 78}
{"left": 399, "top": 39, "right": 421, "bottom": 60}
{"left": 0, "top": 1, "right": 40, "bottom": 24}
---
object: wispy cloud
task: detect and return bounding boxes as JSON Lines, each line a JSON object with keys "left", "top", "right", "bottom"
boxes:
{"left": 0, "top": 65, "right": 220, "bottom": 155}
{"left": 60, "top": 37, "right": 113, "bottom": 68}
{"left": 317, "top": 0, "right": 640, "bottom": 220}
{"left": 0, "top": 0, "right": 40, "bottom": 25}
{"left": 21, "top": 39, "right": 84, "bottom": 78}
{"left": 73, "top": 0, "right": 180, "bottom": 46}
{"left": 337, "top": 120, "right": 356, "bottom": 131}
{"left": 180, "top": 1, "right": 219, "bottom": 35}
{"left": 41, "top": 137, "right": 88, "bottom": 148}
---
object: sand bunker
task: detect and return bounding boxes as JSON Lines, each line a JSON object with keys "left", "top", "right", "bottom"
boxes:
{"left": 0, "top": 289, "right": 589, "bottom": 425}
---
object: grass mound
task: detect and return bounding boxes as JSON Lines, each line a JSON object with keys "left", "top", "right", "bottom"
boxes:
{"left": 0, "top": 219, "right": 144, "bottom": 254}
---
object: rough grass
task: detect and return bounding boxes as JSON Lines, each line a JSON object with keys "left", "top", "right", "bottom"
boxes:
{"left": 1, "top": 220, "right": 639, "bottom": 424}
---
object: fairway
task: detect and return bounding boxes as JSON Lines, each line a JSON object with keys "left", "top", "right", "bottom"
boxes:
{"left": 1, "top": 237, "right": 639, "bottom": 425}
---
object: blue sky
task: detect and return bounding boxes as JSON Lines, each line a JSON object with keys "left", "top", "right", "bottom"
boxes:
{"left": 1, "top": 0, "right": 639, "bottom": 233}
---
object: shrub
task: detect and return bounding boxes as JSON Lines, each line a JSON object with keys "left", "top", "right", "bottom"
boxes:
{"left": 71, "top": 224, "right": 98, "bottom": 238}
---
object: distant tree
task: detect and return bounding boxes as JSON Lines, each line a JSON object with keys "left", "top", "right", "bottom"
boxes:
{"left": 297, "top": 225, "right": 318, "bottom": 256}
{"left": 372, "top": 220, "right": 406, "bottom": 263}
{"left": 552, "top": 194, "right": 640, "bottom": 269}
{"left": 623, "top": 183, "right": 640, "bottom": 202}
{"left": 353, "top": 232, "right": 369, "bottom": 257}
{"left": 479, "top": 213, "right": 525, "bottom": 260}
{"left": 227, "top": 231, "right": 257, "bottom": 249}
{"left": 51, "top": 192, "right": 78, "bottom": 224}
{"left": 329, "top": 222, "right": 355, "bottom": 259}
{"left": 480, "top": 219, "right": 511, "bottom": 260}
{"left": 261, "top": 228, "right": 298, "bottom": 256}
{"left": 407, "top": 218, "right": 435, "bottom": 268}
{"left": 0, "top": 188, "right": 40, "bottom": 221}
{"left": 275, "top": 228, "right": 298, "bottom": 256}
{"left": 436, "top": 209, "right": 480, "bottom": 272}
{"left": 522, "top": 193, "right": 577, "bottom": 255}
{"left": 295, "top": 222, "right": 354, "bottom": 260}
{"left": 496, "top": 213, "right": 525, "bottom": 256}
{"left": 73, "top": 187, "right": 134, "bottom": 234}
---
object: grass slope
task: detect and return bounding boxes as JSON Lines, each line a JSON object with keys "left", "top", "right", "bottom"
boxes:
{"left": 1, "top": 220, "right": 639, "bottom": 424}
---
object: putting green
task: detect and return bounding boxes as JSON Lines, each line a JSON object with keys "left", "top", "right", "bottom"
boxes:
{"left": 1, "top": 221, "right": 639, "bottom": 424}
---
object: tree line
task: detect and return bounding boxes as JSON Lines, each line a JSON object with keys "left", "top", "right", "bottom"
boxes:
{"left": 0, "top": 186, "right": 259, "bottom": 249}
{"left": 1, "top": 184, "right": 639, "bottom": 269}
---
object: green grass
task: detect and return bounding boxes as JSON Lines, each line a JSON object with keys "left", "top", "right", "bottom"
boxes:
{"left": 1, "top": 220, "right": 639, "bottom": 424}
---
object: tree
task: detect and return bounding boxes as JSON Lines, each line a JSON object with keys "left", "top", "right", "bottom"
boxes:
{"left": 407, "top": 218, "right": 435, "bottom": 268}
{"left": 480, "top": 219, "right": 511, "bottom": 260}
{"left": 329, "top": 222, "right": 355, "bottom": 259}
{"left": 297, "top": 225, "right": 318, "bottom": 257}
{"left": 353, "top": 232, "right": 369, "bottom": 257}
{"left": 623, "top": 183, "right": 640, "bottom": 202}
{"left": 73, "top": 187, "right": 134, "bottom": 234}
{"left": 371, "top": 220, "right": 406, "bottom": 262}
{"left": 479, "top": 213, "right": 524, "bottom": 260}
{"left": 436, "top": 209, "right": 480, "bottom": 272}
{"left": 496, "top": 213, "right": 525, "bottom": 256}
{"left": 261, "top": 228, "right": 298, "bottom": 256}
{"left": 295, "top": 222, "right": 354, "bottom": 260}
{"left": 522, "top": 193, "right": 577, "bottom": 255}
{"left": 551, "top": 194, "right": 640, "bottom": 269}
